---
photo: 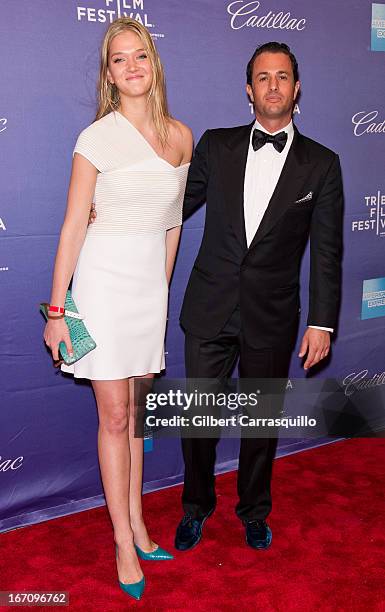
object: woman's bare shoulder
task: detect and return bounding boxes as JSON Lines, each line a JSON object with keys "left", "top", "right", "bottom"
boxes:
{"left": 168, "top": 118, "right": 193, "bottom": 158}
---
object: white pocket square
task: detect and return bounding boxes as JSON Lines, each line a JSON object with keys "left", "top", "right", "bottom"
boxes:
{"left": 294, "top": 191, "right": 313, "bottom": 204}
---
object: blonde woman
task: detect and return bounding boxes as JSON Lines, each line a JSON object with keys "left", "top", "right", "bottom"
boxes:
{"left": 44, "top": 17, "right": 192, "bottom": 600}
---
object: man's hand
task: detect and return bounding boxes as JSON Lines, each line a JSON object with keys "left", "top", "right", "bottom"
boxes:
{"left": 298, "top": 328, "right": 330, "bottom": 370}
{"left": 88, "top": 203, "right": 96, "bottom": 225}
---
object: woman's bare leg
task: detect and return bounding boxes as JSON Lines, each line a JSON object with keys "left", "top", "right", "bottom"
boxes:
{"left": 92, "top": 378, "right": 143, "bottom": 584}
{"left": 128, "top": 374, "right": 158, "bottom": 552}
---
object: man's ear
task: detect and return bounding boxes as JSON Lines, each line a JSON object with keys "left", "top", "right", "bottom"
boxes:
{"left": 293, "top": 80, "right": 301, "bottom": 101}
{"left": 246, "top": 84, "right": 254, "bottom": 103}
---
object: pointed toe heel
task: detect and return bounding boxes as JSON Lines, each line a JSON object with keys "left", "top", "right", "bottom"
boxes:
{"left": 115, "top": 543, "right": 146, "bottom": 600}
{"left": 135, "top": 543, "right": 174, "bottom": 560}
{"left": 118, "top": 576, "right": 145, "bottom": 600}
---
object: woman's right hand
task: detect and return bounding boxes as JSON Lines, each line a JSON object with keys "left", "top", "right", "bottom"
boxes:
{"left": 44, "top": 318, "right": 73, "bottom": 364}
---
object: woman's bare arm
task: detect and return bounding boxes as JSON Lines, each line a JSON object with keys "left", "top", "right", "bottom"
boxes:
{"left": 165, "top": 122, "right": 193, "bottom": 285}
{"left": 44, "top": 154, "right": 97, "bottom": 361}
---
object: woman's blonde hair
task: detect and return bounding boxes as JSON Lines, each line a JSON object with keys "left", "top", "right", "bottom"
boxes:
{"left": 95, "top": 17, "right": 170, "bottom": 147}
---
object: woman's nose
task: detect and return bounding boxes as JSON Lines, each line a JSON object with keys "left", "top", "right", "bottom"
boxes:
{"left": 126, "top": 57, "right": 137, "bottom": 72}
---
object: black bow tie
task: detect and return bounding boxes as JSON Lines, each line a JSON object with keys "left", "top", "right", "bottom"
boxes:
{"left": 252, "top": 128, "right": 288, "bottom": 153}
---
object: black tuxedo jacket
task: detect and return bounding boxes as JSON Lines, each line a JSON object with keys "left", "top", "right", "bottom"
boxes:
{"left": 180, "top": 122, "right": 343, "bottom": 350}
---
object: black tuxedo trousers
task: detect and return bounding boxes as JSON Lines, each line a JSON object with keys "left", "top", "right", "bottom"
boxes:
{"left": 182, "top": 306, "right": 292, "bottom": 521}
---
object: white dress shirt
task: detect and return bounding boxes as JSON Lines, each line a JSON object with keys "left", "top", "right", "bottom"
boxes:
{"left": 243, "top": 119, "right": 333, "bottom": 333}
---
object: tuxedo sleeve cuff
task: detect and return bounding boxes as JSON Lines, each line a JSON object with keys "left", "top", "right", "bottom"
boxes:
{"left": 308, "top": 325, "right": 334, "bottom": 333}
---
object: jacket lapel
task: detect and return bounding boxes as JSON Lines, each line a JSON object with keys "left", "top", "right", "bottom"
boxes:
{"left": 221, "top": 122, "right": 254, "bottom": 250}
{"left": 247, "top": 127, "right": 310, "bottom": 252}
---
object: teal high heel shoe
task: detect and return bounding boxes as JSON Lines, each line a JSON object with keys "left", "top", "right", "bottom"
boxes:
{"left": 135, "top": 543, "right": 174, "bottom": 561}
{"left": 118, "top": 576, "right": 145, "bottom": 600}
{"left": 115, "top": 544, "right": 145, "bottom": 601}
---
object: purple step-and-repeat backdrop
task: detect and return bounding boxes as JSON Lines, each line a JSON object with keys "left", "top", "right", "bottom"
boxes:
{"left": 1, "top": 0, "right": 384, "bottom": 531}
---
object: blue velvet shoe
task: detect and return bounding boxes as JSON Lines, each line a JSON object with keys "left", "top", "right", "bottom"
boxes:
{"left": 135, "top": 544, "right": 174, "bottom": 560}
{"left": 244, "top": 519, "right": 272, "bottom": 550}
{"left": 175, "top": 509, "right": 214, "bottom": 551}
{"left": 115, "top": 544, "right": 145, "bottom": 600}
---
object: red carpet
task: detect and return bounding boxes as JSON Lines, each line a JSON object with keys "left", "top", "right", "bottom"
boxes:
{"left": 1, "top": 439, "right": 385, "bottom": 611}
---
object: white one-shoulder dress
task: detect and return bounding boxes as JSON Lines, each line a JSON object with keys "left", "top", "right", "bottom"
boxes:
{"left": 61, "top": 111, "right": 189, "bottom": 380}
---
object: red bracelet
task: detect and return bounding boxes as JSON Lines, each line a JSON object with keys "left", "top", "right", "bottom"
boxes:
{"left": 48, "top": 305, "right": 65, "bottom": 314}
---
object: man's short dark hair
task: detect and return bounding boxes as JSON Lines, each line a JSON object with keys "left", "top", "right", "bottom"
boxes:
{"left": 246, "top": 42, "right": 299, "bottom": 85}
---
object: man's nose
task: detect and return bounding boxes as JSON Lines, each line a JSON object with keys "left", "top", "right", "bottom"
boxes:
{"left": 269, "top": 76, "right": 279, "bottom": 91}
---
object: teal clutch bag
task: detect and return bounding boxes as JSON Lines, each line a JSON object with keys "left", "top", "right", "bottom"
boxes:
{"left": 40, "top": 290, "right": 97, "bottom": 365}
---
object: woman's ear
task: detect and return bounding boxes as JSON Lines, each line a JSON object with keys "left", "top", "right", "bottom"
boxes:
{"left": 107, "top": 67, "right": 114, "bottom": 85}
